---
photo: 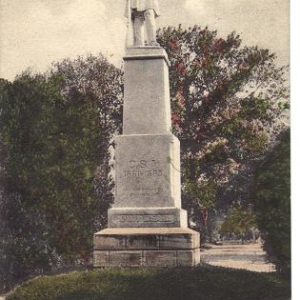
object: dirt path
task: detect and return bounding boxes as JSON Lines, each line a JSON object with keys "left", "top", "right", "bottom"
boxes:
{"left": 201, "top": 242, "right": 275, "bottom": 272}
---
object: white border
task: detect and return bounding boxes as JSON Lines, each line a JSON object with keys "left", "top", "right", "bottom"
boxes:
{"left": 291, "top": 0, "right": 299, "bottom": 298}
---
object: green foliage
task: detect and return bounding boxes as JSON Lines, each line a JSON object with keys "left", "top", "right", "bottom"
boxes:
{"left": 252, "top": 130, "right": 290, "bottom": 277}
{"left": 0, "top": 55, "right": 122, "bottom": 292}
{"left": 185, "top": 180, "right": 217, "bottom": 211}
{"left": 184, "top": 180, "right": 218, "bottom": 242}
{"left": 157, "top": 25, "right": 289, "bottom": 232}
{"left": 220, "top": 205, "right": 257, "bottom": 240}
{"left": 6, "top": 267, "right": 290, "bottom": 300}
{"left": 0, "top": 75, "right": 59, "bottom": 289}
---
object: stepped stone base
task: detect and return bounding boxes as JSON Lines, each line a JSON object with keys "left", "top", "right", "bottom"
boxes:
{"left": 94, "top": 228, "right": 200, "bottom": 267}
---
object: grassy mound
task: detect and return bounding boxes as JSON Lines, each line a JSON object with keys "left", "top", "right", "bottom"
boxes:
{"left": 7, "top": 265, "right": 290, "bottom": 300}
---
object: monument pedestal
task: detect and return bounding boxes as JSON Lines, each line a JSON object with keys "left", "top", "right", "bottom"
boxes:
{"left": 94, "top": 228, "right": 200, "bottom": 267}
{"left": 93, "top": 47, "right": 200, "bottom": 268}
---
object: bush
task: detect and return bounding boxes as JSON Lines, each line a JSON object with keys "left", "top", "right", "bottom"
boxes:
{"left": 252, "top": 130, "right": 290, "bottom": 277}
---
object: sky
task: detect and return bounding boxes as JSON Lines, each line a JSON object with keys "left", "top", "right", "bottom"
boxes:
{"left": 0, "top": 0, "right": 289, "bottom": 81}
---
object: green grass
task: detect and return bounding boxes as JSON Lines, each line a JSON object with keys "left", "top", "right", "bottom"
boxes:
{"left": 7, "top": 265, "right": 290, "bottom": 300}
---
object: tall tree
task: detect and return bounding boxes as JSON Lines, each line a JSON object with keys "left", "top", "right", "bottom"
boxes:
{"left": 50, "top": 54, "right": 123, "bottom": 229}
{"left": 157, "top": 26, "right": 289, "bottom": 234}
{"left": 0, "top": 54, "right": 123, "bottom": 291}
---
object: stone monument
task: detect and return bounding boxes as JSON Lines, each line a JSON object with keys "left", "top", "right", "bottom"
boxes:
{"left": 93, "top": 0, "right": 200, "bottom": 267}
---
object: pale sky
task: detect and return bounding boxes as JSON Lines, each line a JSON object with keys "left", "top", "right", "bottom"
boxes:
{"left": 0, "top": 0, "right": 289, "bottom": 81}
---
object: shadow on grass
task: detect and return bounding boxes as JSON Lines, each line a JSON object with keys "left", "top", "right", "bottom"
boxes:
{"left": 6, "top": 264, "right": 290, "bottom": 300}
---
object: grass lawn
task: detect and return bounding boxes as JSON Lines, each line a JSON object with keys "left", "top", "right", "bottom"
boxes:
{"left": 6, "top": 264, "right": 290, "bottom": 300}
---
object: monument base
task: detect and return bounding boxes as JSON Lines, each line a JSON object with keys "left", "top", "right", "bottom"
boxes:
{"left": 108, "top": 207, "right": 188, "bottom": 228}
{"left": 93, "top": 228, "right": 200, "bottom": 267}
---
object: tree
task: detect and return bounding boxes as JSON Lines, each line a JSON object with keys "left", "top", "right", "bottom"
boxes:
{"left": 252, "top": 129, "right": 290, "bottom": 277}
{"left": 184, "top": 179, "right": 217, "bottom": 241}
{"left": 220, "top": 205, "right": 257, "bottom": 242}
{"left": 50, "top": 54, "right": 123, "bottom": 229}
{"left": 0, "top": 54, "right": 123, "bottom": 292}
{"left": 0, "top": 75, "right": 59, "bottom": 291}
{"left": 157, "top": 26, "right": 289, "bottom": 234}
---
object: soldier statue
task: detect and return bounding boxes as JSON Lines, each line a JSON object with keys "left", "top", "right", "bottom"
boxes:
{"left": 125, "top": 0, "right": 160, "bottom": 46}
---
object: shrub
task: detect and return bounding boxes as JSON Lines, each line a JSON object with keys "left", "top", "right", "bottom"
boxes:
{"left": 252, "top": 130, "right": 290, "bottom": 277}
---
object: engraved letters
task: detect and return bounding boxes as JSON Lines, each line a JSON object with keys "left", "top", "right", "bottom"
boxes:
{"left": 122, "top": 159, "right": 163, "bottom": 179}
{"left": 113, "top": 214, "right": 175, "bottom": 225}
